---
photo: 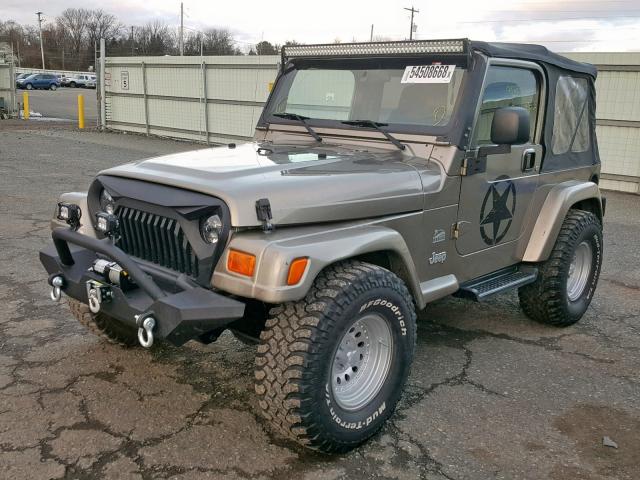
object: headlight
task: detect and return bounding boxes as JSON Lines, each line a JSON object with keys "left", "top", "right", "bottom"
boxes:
{"left": 200, "top": 214, "right": 223, "bottom": 244}
{"left": 100, "top": 189, "right": 115, "bottom": 215}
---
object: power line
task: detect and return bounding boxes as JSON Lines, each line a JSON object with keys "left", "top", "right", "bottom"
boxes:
{"left": 454, "top": 14, "right": 640, "bottom": 24}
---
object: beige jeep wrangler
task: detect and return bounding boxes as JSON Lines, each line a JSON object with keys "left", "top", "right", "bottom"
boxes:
{"left": 41, "top": 39, "right": 604, "bottom": 452}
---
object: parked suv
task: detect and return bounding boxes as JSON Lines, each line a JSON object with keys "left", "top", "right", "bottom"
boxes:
{"left": 17, "top": 73, "right": 60, "bottom": 90}
{"left": 40, "top": 39, "right": 604, "bottom": 453}
{"left": 65, "top": 74, "right": 94, "bottom": 88}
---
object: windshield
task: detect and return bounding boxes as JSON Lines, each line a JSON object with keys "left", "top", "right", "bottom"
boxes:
{"left": 264, "top": 64, "right": 465, "bottom": 130}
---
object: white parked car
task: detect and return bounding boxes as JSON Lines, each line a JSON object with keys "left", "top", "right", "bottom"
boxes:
{"left": 65, "top": 74, "right": 96, "bottom": 88}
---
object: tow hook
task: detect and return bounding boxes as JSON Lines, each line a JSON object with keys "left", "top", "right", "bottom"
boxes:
{"left": 86, "top": 280, "right": 112, "bottom": 313}
{"left": 136, "top": 313, "right": 156, "bottom": 348}
{"left": 49, "top": 275, "right": 64, "bottom": 302}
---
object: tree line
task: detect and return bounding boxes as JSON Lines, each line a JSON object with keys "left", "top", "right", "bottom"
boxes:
{"left": 0, "top": 9, "right": 297, "bottom": 71}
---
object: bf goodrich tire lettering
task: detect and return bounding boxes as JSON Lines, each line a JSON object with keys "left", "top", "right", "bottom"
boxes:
{"left": 519, "top": 209, "right": 603, "bottom": 326}
{"left": 254, "top": 260, "right": 417, "bottom": 453}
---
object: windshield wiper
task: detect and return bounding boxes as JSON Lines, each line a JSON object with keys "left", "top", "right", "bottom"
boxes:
{"left": 341, "top": 120, "right": 406, "bottom": 151}
{"left": 272, "top": 113, "right": 323, "bottom": 143}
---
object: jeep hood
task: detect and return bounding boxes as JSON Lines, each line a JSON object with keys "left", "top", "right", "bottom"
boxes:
{"left": 100, "top": 143, "right": 438, "bottom": 227}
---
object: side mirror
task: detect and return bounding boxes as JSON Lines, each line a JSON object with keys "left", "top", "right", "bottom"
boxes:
{"left": 490, "top": 107, "right": 530, "bottom": 145}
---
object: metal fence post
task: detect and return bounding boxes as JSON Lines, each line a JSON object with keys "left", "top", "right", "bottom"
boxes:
{"left": 142, "top": 61, "right": 150, "bottom": 136}
{"left": 201, "top": 61, "right": 210, "bottom": 145}
{"left": 99, "top": 38, "right": 106, "bottom": 130}
{"left": 9, "top": 61, "right": 16, "bottom": 116}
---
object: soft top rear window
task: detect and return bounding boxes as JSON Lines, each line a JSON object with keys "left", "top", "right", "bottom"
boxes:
{"left": 552, "top": 76, "right": 590, "bottom": 155}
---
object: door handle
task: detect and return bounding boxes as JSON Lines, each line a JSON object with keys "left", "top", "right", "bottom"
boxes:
{"left": 522, "top": 148, "right": 536, "bottom": 172}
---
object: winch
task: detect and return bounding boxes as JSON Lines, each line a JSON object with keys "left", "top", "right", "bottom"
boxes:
{"left": 91, "top": 259, "right": 135, "bottom": 290}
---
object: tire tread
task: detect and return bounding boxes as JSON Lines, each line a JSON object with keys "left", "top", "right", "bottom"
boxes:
{"left": 519, "top": 209, "right": 602, "bottom": 326}
{"left": 254, "top": 260, "right": 416, "bottom": 453}
{"left": 67, "top": 298, "right": 139, "bottom": 347}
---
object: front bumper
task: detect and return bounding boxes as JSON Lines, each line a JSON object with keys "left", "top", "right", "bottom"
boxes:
{"left": 40, "top": 228, "right": 245, "bottom": 346}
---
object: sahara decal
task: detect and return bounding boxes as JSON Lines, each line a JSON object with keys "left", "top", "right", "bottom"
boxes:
{"left": 433, "top": 228, "right": 446, "bottom": 244}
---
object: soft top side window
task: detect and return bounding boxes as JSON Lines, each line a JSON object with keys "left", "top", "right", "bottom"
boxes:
{"left": 552, "top": 76, "right": 590, "bottom": 155}
{"left": 472, "top": 65, "right": 539, "bottom": 147}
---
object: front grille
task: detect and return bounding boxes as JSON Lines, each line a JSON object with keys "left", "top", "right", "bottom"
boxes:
{"left": 116, "top": 207, "right": 199, "bottom": 277}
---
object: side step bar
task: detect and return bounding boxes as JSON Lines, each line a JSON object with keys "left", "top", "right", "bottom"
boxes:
{"left": 455, "top": 266, "right": 538, "bottom": 302}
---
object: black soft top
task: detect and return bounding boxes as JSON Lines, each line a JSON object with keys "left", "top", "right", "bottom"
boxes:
{"left": 471, "top": 41, "right": 597, "bottom": 78}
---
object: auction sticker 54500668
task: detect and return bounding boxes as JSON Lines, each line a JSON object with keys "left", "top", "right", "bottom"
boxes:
{"left": 401, "top": 65, "right": 456, "bottom": 83}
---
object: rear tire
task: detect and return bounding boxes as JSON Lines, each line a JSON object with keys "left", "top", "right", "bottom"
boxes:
{"left": 68, "top": 298, "right": 139, "bottom": 347}
{"left": 50, "top": 84, "right": 57, "bottom": 91}
{"left": 255, "top": 260, "right": 417, "bottom": 453}
{"left": 519, "top": 209, "right": 603, "bottom": 327}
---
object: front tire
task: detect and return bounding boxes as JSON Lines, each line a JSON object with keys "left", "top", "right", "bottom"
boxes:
{"left": 68, "top": 298, "right": 139, "bottom": 347}
{"left": 519, "top": 209, "right": 603, "bottom": 326}
{"left": 25, "top": 83, "right": 33, "bottom": 90}
{"left": 255, "top": 261, "right": 417, "bottom": 453}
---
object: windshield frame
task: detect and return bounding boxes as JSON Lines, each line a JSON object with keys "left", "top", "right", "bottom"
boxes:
{"left": 258, "top": 55, "right": 473, "bottom": 143}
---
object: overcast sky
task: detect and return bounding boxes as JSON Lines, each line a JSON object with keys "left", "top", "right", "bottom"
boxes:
{"left": 4, "top": 0, "right": 640, "bottom": 52}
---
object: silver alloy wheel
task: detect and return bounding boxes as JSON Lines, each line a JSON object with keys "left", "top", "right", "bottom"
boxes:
{"left": 331, "top": 313, "right": 393, "bottom": 411}
{"left": 567, "top": 241, "right": 593, "bottom": 301}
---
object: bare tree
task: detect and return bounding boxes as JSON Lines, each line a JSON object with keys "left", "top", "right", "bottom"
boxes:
{"left": 57, "top": 8, "right": 91, "bottom": 69}
{"left": 86, "top": 9, "right": 123, "bottom": 62}
{"left": 255, "top": 40, "right": 277, "bottom": 55}
{"left": 201, "top": 28, "right": 239, "bottom": 55}
{"left": 136, "top": 20, "right": 176, "bottom": 56}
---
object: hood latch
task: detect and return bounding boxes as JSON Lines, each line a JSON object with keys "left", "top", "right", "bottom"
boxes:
{"left": 255, "top": 198, "right": 274, "bottom": 233}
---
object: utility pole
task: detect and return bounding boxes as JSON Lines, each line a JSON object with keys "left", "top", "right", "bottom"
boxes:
{"left": 404, "top": 6, "right": 419, "bottom": 40}
{"left": 179, "top": 2, "right": 184, "bottom": 56}
{"left": 36, "top": 11, "right": 45, "bottom": 70}
{"left": 370, "top": 24, "right": 374, "bottom": 42}
{"left": 131, "top": 26, "right": 135, "bottom": 55}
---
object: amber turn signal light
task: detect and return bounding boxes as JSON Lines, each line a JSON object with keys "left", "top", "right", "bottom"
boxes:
{"left": 287, "top": 257, "right": 309, "bottom": 285}
{"left": 227, "top": 250, "right": 256, "bottom": 277}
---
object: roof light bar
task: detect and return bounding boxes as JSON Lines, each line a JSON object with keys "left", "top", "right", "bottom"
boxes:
{"left": 283, "top": 39, "right": 469, "bottom": 59}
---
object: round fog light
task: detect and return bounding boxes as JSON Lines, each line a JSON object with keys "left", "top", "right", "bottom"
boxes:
{"left": 200, "top": 214, "right": 222, "bottom": 244}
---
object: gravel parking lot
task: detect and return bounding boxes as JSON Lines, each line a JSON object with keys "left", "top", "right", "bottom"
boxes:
{"left": 1, "top": 123, "right": 639, "bottom": 480}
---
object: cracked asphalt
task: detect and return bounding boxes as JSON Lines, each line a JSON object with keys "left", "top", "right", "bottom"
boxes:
{"left": 1, "top": 122, "right": 639, "bottom": 480}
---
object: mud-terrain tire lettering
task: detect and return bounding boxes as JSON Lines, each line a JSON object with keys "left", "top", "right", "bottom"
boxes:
{"left": 254, "top": 260, "right": 417, "bottom": 453}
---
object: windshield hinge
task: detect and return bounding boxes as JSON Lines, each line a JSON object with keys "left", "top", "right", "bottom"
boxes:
{"left": 255, "top": 198, "right": 274, "bottom": 233}
{"left": 461, "top": 150, "right": 486, "bottom": 176}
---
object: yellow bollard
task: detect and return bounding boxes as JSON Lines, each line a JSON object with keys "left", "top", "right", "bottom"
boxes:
{"left": 268, "top": 82, "right": 274, "bottom": 92}
{"left": 22, "top": 92, "right": 29, "bottom": 120}
{"left": 77, "top": 94, "right": 85, "bottom": 129}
